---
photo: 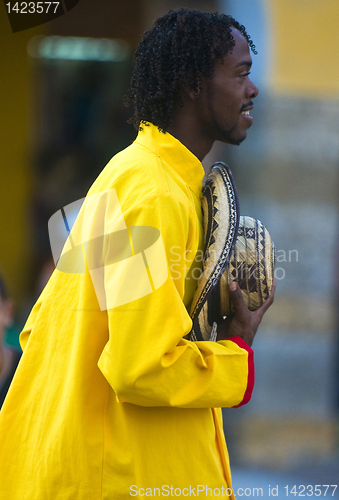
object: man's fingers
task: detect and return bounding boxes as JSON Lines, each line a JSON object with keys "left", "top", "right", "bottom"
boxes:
{"left": 230, "top": 278, "right": 276, "bottom": 319}
{"left": 229, "top": 282, "right": 248, "bottom": 316}
{"left": 257, "top": 278, "right": 276, "bottom": 314}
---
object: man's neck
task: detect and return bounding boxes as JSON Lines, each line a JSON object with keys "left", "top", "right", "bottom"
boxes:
{"left": 167, "top": 124, "right": 213, "bottom": 162}
{"left": 166, "top": 101, "right": 214, "bottom": 161}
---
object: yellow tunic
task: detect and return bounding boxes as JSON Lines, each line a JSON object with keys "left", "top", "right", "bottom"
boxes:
{"left": 0, "top": 124, "right": 253, "bottom": 499}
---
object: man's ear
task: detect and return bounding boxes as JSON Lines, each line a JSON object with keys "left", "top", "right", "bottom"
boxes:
{"left": 182, "top": 79, "right": 204, "bottom": 101}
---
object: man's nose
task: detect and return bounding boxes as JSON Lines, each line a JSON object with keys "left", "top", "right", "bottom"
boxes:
{"left": 247, "top": 79, "right": 259, "bottom": 99}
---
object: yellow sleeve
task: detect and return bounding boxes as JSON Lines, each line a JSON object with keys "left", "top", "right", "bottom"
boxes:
{"left": 97, "top": 192, "right": 254, "bottom": 408}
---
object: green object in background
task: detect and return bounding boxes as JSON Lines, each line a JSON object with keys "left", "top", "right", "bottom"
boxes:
{"left": 4, "top": 324, "right": 22, "bottom": 352}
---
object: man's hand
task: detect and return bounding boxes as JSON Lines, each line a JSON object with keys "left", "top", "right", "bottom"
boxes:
{"left": 217, "top": 279, "right": 276, "bottom": 346}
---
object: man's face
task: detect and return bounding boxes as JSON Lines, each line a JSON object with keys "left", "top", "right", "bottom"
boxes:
{"left": 199, "top": 28, "right": 259, "bottom": 146}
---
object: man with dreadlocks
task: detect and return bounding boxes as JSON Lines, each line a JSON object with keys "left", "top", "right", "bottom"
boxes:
{"left": 0, "top": 8, "right": 274, "bottom": 500}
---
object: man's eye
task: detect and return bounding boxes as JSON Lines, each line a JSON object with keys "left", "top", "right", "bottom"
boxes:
{"left": 240, "top": 71, "right": 251, "bottom": 78}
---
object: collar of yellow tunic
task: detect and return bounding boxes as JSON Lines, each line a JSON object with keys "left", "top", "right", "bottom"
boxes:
{"left": 134, "top": 122, "right": 205, "bottom": 200}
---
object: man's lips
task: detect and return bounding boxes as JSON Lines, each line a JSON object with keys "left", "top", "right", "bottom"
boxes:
{"left": 240, "top": 102, "right": 254, "bottom": 127}
{"left": 240, "top": 102, "right": 254, "bottom": 115}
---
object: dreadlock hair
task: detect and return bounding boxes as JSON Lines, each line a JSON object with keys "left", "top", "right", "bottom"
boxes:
{"left": 124, "top": 8, "right": 256, "bottom": 132}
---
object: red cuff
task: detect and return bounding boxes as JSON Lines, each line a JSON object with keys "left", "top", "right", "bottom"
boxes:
{"left": 224, "top": 336, "right": 255, "bottom": 408}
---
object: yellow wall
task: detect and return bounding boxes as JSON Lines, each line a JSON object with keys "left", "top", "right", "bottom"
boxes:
{"left": 0, "top": 7, "right": 44, "bottom": 303}
{"left": 267, "top": 0, "right": 339, "bottom": 96}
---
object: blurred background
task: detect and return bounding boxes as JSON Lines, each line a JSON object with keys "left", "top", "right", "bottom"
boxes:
{"left": 1, "top": 0, "right": 338, "bottom": 494}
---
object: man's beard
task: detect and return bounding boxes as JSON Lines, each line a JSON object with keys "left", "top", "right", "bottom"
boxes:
{"left": 213, "top": 118, "right": 246, "bottom": 146}
{"left": 208, "top": 102, "right": 246, "bottom": 146}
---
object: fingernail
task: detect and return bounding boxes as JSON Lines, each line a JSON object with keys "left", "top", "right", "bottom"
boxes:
{"left": 229, "top": 282, "right": 237, "bottom": 291}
